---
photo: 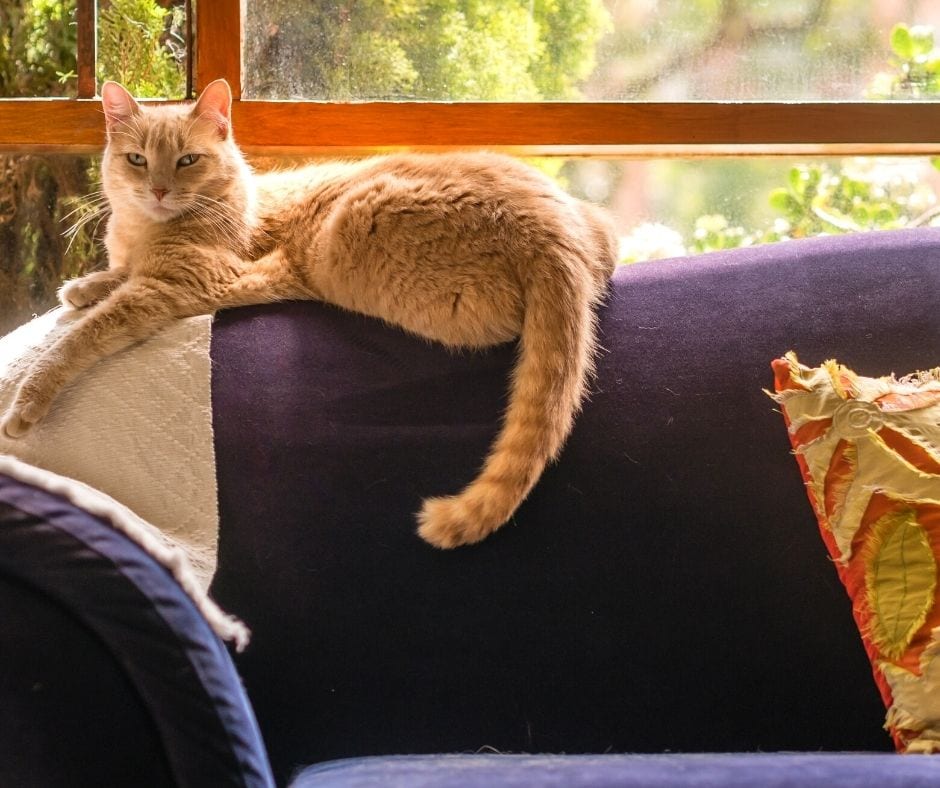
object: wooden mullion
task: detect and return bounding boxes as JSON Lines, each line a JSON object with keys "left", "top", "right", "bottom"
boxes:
{"left": 1, "top": 100, "right": 940, "bottom": 155}
{"left": 185, "top": 0, "right": 194, "bottom": 99}
{"left": 194, "top": 0, "right": 241, "bottom": 97}
{"left": 76, "top": 0, "right": 97, "bottom": 98}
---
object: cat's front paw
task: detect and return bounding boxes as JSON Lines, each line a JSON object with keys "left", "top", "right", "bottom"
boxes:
{"left": 1, "top": 377, "right": 56, "bottom": 438}
{"left": 58, "top": 271, "right": 125, "bottom": 309}
{"left": 59, "top": 277, "right": 103, "bottom": 309}
{"left": 1, "top": 400, "right": 45, "bottom": 439}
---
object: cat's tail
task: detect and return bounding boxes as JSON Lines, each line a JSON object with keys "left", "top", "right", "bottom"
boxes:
{"left": 417, "top": 252, "right": 602, "bottom": 548}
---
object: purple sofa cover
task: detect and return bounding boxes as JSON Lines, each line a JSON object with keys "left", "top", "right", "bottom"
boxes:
{"left": 209, "top": 228, "right": 940, "bottom": 782}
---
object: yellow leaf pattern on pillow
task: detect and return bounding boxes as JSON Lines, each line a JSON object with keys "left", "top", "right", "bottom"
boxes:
{"left": 865, "top": 509, "right": 937, "bottom": 660}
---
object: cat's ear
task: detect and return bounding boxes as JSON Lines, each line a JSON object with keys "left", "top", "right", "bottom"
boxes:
{"left": 192, "top": 79, "right": 232, "bottom": 140}
{"left": 101, "top": 81, "right": 141, "bottom": 134}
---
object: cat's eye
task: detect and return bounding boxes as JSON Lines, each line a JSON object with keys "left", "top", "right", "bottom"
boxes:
{"left": 126, "top": 152, "right": 147, "bottom": 167}
{"left": 177, "top": 153, "right": 201, "bottom": 167}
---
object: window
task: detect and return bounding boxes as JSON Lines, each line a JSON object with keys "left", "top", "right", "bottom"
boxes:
{"left": 1, "top": 0, "right": 940, "bottom": 332}
{"left": 241, "top": 0, "right": 939, "bottom": 102}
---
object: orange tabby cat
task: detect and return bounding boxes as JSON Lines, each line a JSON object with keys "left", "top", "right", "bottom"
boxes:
{"left": 1, "top": 79, "right": 617, "bottom": 548}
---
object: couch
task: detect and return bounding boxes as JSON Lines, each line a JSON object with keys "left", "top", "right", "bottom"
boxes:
{"left": 3, "top": 227, "right": 940, "bottom": 786}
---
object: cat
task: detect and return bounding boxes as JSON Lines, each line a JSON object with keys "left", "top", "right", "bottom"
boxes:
{"left": 1, "top": 79, "right": 618, "bottom": 548}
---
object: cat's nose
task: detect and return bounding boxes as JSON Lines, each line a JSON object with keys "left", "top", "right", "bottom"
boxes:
{"left": 151, "top": 187, "right": 169, "bottom": 201}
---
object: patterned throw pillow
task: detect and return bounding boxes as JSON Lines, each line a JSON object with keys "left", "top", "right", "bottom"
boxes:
{"left": 771, "top": 352, "right": 940, "bottom": 754}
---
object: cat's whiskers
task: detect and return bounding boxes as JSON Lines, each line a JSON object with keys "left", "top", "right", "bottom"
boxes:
{"left": 105, "top": 116, "right": 147, "bottom": 145}
{"left": 88, "top": 207, "right": 112, "bottom": 244}
{"left": 59, "top": 191, "right": 109, "bottom": 224}
{"left": 193, "top": 193, "right": 274, "bottom": 244}
{"left": 61, "top": 207, "right": 111, "bottom": 255}
{"left": 184, "top": 199, "right": 247, "bottom": 246}
{"left": 183, "top": 194, "right": 271, "bottom": 251}
{"left": 60, "top": 190, "right": 112, "bottom": 254}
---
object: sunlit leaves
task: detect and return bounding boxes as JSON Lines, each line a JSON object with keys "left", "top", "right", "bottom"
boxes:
{"left": 97, "top": 0, "right": 185, "bottom": 98}
{"left": 890, "top": 23, "right": 934, "bottom": 61}
{"left": 646, "top": 21, "right": 940, "bottom": 260}
{"left": 870, "top": 23, "right": 940, "bottom": 98}
{"left": 0, "top": 0, "right": 76, "bottom": 97}
{"left": 243, "top": 0, "right": 611, "bottom": 101}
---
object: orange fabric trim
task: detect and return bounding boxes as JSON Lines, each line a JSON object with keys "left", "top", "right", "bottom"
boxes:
{"left": 771, "top": 357, "right": 807, "bottom": 392}
{"left": 823, "top": 438, "right": 854, "bottom": 526}
{"left": 877, "top": 390, "right": 940, "bottom": 413}
{"left": 877, "top": 427, "right": 940, "bottom": 476}
{"left": 792, "top": 418, "right": 832, "bottom": 448}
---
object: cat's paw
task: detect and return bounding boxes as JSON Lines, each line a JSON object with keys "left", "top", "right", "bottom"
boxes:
{"left": 58, "top": 271, "right": 126, "bottom": 309}
{"left": 417, "top": 495, "right": 495, "bottom": 549}
{"left": 1, "top": 400, "right": 45, "bottom": 439}
{"left": 1, "top": 378, "right": 55, "bottom": 438}
{"left": 59, "top": 277, "right": 104, "bottom": 309}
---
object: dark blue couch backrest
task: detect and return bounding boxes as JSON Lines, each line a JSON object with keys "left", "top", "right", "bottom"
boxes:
{"left": 210, "top": 228, "right": 940, "bottom": 783}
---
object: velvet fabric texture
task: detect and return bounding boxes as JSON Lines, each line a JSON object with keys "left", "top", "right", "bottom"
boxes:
{"left": 210, "top": 228, "right": 940, "bottom": 783}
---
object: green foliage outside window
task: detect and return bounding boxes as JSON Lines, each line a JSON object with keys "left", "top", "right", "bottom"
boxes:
{"left": 243, "top": 0, "right": 610, "bottom": 100}
{"left": 0, "top": 0, "right": 76, "bottom": 96}
{"left": 624, "top": 22, "right": 940, "bottom": 262}
{"left": 97, "top": 0, "right": 185, "bottom": 98}
{"left": 871, "top": 23, "right": 940, "bottom": 98}
{"left": 675, "top": 154, "right": 940, "bottom": 259}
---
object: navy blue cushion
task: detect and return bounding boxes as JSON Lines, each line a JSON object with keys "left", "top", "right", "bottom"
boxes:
{"left": 0, "top": 570, "right": 175, "bottom": 787}
{"left": 292, "top": 753, "right": 940, "bottom": 787}
{"left": 210, "top": 228, "right": 940, "bottom": 782}
{"left": 0, "top": 474, "right": 274, "bottom": 788}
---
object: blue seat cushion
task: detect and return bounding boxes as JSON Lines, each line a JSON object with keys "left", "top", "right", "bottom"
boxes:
{"left": 291, "top": 753, "right": 940, "bottom": 787}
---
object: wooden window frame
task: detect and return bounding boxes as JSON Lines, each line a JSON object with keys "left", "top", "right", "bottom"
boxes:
{"left": 1, "top": 0, "right": 940, "bottom": 157}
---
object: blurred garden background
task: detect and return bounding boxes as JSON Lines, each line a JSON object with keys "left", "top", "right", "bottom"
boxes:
{"left": 2, "top": 0, "right": 940, "bottom": 332}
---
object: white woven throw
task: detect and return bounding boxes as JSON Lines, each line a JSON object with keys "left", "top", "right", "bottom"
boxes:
{"left": 0, "top": 308, "right": 247, "bottom": 648}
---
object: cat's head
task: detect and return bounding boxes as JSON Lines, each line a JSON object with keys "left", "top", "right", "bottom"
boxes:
{"left": 100, "top": 79, "right": 248, "bottom": 223}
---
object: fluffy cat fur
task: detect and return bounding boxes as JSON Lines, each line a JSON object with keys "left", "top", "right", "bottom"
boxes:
{"left": 1, "top": 79, "right": 617, "bottom": 548}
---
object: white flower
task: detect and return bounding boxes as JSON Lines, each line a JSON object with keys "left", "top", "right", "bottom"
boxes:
{"left": 618, "top": 223, "right": 686, "bottom": 264}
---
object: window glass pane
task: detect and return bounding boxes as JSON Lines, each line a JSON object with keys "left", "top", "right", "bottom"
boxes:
{"left": 0, "top": 0, "right": 187, "bottom": 99}
{"left": 560, "top": 156, "right": 940, "bottom": 262}
{"left": 243, "top": 1, "right": 940, "bottom": 101}
{"left": 6, "top": 153, "right": 937, "bottom": 333}
{"left": 1, "top": 154, "right": 105, "bottom": 334}
{"left": 0, "top": 0, "right": 78, "bottom": 97}
{"left": 97, "top": 0, "right": 187, "bottom": 98}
